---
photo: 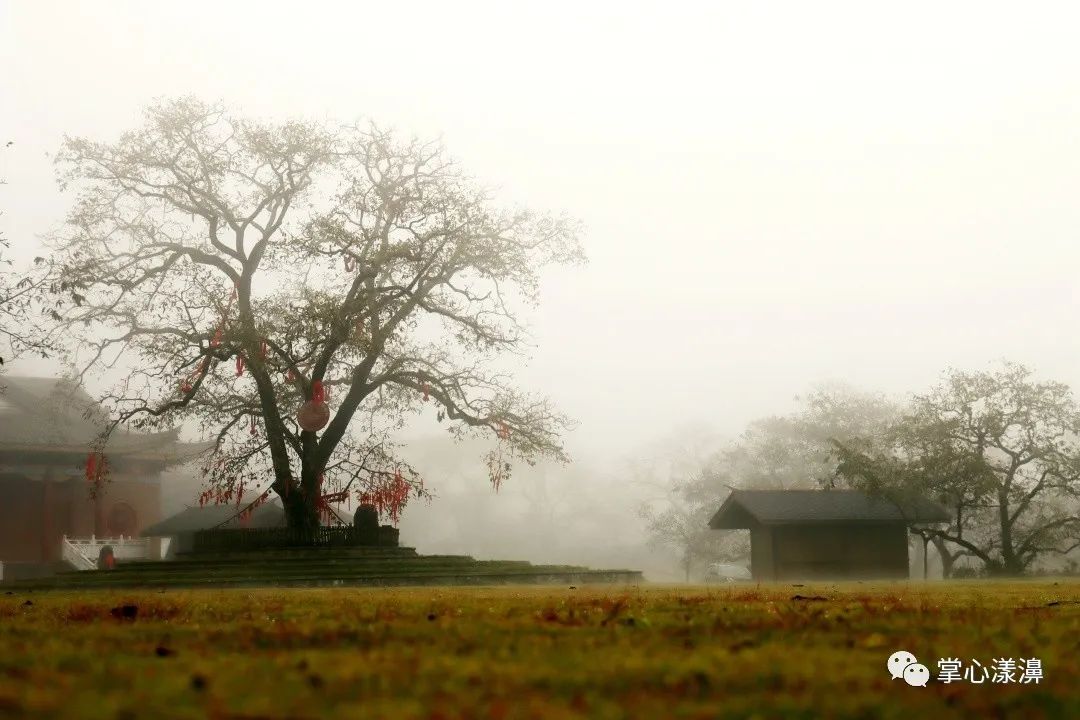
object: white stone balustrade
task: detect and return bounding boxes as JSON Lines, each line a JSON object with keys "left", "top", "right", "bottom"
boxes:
{"left": 61, "top": 534, "right": 155, "bottom": 570}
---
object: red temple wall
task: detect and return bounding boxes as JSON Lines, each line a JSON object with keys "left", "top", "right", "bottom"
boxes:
{"left": 0, "top": 476, "right": 44, "bottom": 563}
{"left": 0, "top": 471, "right": 162, "bottom": 563}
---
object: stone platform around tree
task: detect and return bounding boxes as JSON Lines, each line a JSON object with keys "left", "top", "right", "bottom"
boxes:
{"left": 5, "top": 545, "right": 644, "bottom": 589}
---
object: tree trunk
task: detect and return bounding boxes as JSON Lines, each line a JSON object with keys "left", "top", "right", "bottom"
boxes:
{"left": 931, "top": 536, "right": 955, "bottom": 578}
{"left": 282, "top": 491, "right": 319, "bottom": 539}
{"left": 998, "top": 488, "right": 1021, "bottom": 575}
{"left": 277, "top": 458, "right": 321, "bottom": 540}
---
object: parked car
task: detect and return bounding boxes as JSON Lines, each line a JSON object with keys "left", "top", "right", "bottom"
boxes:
{"left": 703, "top": 563, "right": 752, "bottom": 583}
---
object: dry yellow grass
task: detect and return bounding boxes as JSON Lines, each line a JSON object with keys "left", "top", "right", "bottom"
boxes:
{"left": 1, "top": 580, "right": 1077, "bottom": 718}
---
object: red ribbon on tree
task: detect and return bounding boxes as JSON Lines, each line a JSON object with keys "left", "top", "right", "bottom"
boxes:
{"left": 235, "top": 355, "right": 245, "bottom": 377}
{"left": 250, "top": 415, "right": 258, "bottom": 435}
{"left": 422, "top": 382, "right": 430, "bottom": 402}
{"left": 391, "top": 470, "right": 409, "bottom": 524}
{"left": 312, "top": 380, "right": 325, "bottom": 404}
{"left": 179, "top": 356, "right": 212, "bottom": 398}
{"left": 259, "top": 339, "right": 268, "bottom": 360}
{"left": 359, "top": 468, "right": 411, "bottom": 525}
{"left": 85, "top": 452, "right": 108, "bottom": 487}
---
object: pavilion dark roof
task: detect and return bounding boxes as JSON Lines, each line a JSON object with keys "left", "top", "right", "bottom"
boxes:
{"left": 708, "top": 489, "right": 950, "bottom": 529}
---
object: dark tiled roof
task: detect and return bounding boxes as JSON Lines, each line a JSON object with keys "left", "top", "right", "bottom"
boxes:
{"left": 140, "top": 502, "right": 286, "bottom": 536}
{"left": 0, "top": 375, "right": 206, "bottom": 461}
{"left": 708, "top": 489, "right": 950, "bottom": 529}
{"left": 0, "top": 376, "right": 104, "bottom": 445}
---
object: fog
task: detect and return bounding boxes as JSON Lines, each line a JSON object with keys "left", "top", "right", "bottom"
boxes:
{"left": 3, "top": 1, "right": 1080, "bottom": 579}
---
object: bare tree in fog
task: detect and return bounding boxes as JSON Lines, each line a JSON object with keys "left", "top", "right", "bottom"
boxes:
{"left": 835, "top": 362, "right": 1080, "bottom": 576}
{"left": 716, "top": 383, "right": 898, "bottom": 492}
{"left": 43, "top": 98, "right": 584, "bottom": 534}
{"left": 634, "top": 427, "right": 745, "bottom": 581}
{"left": 638, "top": 476, "right": 748, "bottom": 582}
{"left": 0, "top": 142, "right": 57, "bottom": 377}
{"left": 834, "top": 428, "right": 998, "bottom": 578}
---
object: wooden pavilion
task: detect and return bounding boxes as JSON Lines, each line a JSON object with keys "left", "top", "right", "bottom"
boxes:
{"left": 708, "top": 489, "right": 949, "bottom": 580}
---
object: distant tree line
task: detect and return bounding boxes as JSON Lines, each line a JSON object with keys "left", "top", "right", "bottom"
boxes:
{"left": 642, "top": 363, "right": 1080, "bottom": 579}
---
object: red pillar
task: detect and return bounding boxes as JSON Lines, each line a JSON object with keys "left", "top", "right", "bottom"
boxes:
{"left": 41, "top": 473, "right": 55, "bottom": 561}
{"left": 94, "top": 479, "right": 105, "bottom": 537}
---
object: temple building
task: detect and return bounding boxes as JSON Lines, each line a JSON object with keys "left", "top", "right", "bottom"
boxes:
{"left": 0, "top": 376, "right": 206, "bottom": 577}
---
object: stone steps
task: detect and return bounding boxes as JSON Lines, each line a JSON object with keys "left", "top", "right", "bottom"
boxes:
{"left": 6, "top": 547, "right": 643, "bottom": 590}
{"left": 169, "top": 546, "right": 422, "bottom": 562}
{"left": 116, "top": 554, "right": 485, "bottom": 572}
{"left": 45, "top": 561, "right": 583, "bottom": 585}
{"left": 22, "top": 569, "right": 642, "bottom": 590}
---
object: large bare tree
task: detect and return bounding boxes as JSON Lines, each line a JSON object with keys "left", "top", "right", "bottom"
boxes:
{"left": 46, "top": 98, "right": 584, "bottom": 533}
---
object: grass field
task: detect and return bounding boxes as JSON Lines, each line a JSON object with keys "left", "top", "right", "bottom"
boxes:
{"left": 1, "top": 581, "right": 1077, "bottom": 719}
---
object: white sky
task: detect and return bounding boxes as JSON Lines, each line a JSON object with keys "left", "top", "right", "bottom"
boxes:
{"left": 2, "top": 0, "right": 1079, "bottom": 463}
